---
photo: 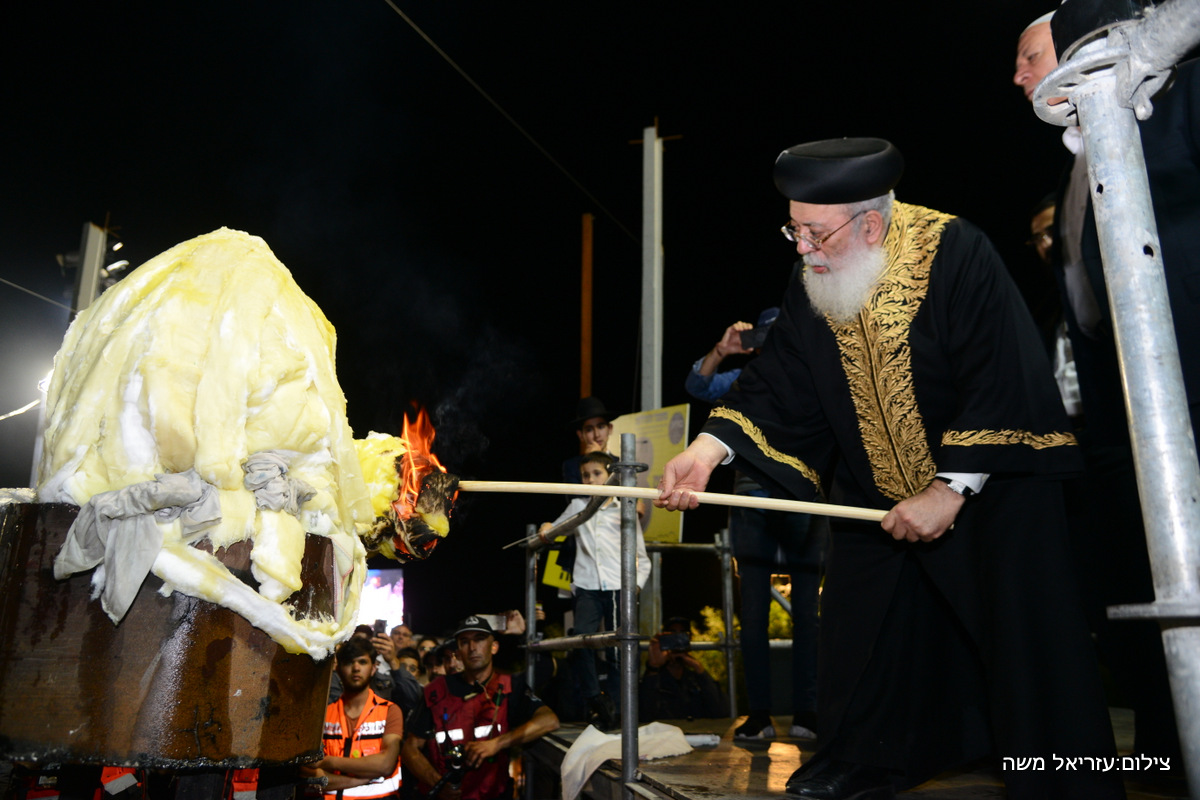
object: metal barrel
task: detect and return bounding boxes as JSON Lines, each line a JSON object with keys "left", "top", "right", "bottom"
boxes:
{"left": 0, "top": 502, "right": 334, "bottom": 768}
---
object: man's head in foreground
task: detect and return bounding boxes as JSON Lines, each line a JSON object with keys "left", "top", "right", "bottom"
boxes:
{"left": 1013, "top": 13, "right": 1058, "bottom": 102}
{"left": 775, "top": 137, "right": 903, "bottom": 323}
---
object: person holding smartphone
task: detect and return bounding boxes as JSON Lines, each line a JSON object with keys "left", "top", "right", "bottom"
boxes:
{"left": 684, "top": 308, "right": 827, "bottom": 741}
{"left": 638, "top": 616, "right": 726, "bottom": 721}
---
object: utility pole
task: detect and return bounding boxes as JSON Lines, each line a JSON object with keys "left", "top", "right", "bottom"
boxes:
{"left": 640, "top": 122, "right": 663, "bottom": 413}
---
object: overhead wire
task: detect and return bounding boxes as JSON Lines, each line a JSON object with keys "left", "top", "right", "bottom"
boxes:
{"left": 0, "top": 277, "right": 75, "bottom": 313}
{"left": 0, "top": 279, "right": 72, "bottom": 424}
{"left": 380, "top": 0, "right": 639, "bottom": 244}
{"left": 0, "top": 399, "right": 40, "bottom": 423}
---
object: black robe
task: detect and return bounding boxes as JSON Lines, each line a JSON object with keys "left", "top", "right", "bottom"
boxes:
{"left": 704, "top": 202, "right": 1123, "bottom": 798}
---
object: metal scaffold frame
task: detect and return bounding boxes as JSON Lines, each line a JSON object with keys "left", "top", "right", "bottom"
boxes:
{"left": 515, "top": 433, "right": 799, "bottom": 799}
{"left": 1033, "top": 0, "right": 1200, "bottom": 793}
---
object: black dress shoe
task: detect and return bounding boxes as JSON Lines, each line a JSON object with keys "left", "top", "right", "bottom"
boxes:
{"left": 785, "top": 760, "right": 895, "bottom": 799}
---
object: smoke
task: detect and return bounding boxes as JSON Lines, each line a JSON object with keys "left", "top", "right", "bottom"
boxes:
{"left": 431, "top": 323, "right": 544, "bottom": 476}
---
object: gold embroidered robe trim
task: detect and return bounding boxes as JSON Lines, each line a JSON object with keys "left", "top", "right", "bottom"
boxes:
{"left": 941, "top": 429, "right": 1078, "bottom": 449}
{"left": 828, "top": 202, "right": 953, "bottom": 502}
{"left": 710, "top": 406, "right": 823, "bottom": 490}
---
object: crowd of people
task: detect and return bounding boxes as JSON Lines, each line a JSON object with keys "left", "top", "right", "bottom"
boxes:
{"left": 302, "top": 611, "right": 561, "bottom": 800}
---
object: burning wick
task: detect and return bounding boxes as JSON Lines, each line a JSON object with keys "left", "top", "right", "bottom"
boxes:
{"left": 393, "top": 406, "right": 448, "bottom": 521}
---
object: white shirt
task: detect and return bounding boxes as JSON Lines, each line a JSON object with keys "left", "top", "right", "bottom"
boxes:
{"left": 549, "top": 497, "right": 651, "bottom": 591}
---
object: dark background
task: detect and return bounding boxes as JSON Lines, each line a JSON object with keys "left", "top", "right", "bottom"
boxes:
{"left": 1, "top": 1, "right": 1065, "bottom": 637}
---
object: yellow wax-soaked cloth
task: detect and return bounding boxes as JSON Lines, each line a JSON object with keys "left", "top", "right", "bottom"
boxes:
{"left": 37, "top": 228, "right": 374, "bottom": 658}
{"left": 560, "top": 722, "right": 692, "bottom": 800}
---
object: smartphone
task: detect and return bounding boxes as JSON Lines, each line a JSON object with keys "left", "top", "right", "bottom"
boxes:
{"left": 739, "top": 325, "right": 770, "bottom": 350}
{"left": 659, "top": 632, "right": 691, "bottom": 652}
{"left": 373, "top": 619, "right": 388, "bottom": 635}
{"left": 480, "top": 614, "right": 508, "bottom": 632}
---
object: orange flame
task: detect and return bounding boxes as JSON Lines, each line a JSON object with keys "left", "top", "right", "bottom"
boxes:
{"left": 393, "top": 406, "right": 446, "bottom": 521}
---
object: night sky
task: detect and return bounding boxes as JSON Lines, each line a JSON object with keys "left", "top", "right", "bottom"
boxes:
{"left": 2, "top": 1, "right": 1063, "bottom": 636}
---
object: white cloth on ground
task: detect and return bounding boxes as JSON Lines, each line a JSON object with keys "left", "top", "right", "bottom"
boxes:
{"left": 560, "top": 721, "right": 692, "bottom": 800}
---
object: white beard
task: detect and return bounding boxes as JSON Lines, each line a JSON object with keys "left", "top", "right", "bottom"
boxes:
{"left": 802, "top": 242, "right": 888, "bottom": 324}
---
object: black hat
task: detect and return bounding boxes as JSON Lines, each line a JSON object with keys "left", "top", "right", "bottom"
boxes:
{"left": 773, "top": 138, "right": 904, "bottom": 204}
{"left": 569, "top": 396, "right": 616, "bottom": 429}
{"left": 451, "top": 615, "right": 495, "bottom": 639}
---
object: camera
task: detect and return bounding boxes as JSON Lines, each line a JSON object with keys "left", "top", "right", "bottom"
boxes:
{"left": 427, "top": 742, "right": 468, "bottom": 798}
{"left": 739, "top": 325, "right": 770, "bottom": 350}
{"left": 658, "top": 632, "right": 691, "bottom": 652}
{"left": 444, "top": 743, "right": 466, "bottom": 778}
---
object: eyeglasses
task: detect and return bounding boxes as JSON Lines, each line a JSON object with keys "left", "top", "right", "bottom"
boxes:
{"left": 781, "top": 210, "right": 866, "bottom": 250}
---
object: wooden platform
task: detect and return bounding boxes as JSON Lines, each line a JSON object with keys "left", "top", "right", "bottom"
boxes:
{"left": 527, "top": 710, "right": 1189, "bottom": 800}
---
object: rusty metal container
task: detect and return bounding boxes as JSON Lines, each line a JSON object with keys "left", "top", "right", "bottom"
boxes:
{"left": 0, "top": 502, "right": 335, "bottom": 768}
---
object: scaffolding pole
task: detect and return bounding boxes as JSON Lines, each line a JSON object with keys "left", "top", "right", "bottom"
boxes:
{"left": 1035, "top": 1, "right": 1200, "bottom": 792}
{"left": 616, "top": 433, "right": 641, "bottom": 800}
{"left": 523, "top": 524, "right": 539, "bottom": 800}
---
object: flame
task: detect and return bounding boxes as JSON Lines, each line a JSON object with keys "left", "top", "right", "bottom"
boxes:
{"left": 392, "top": 406, "right": 447, "bottom": 520}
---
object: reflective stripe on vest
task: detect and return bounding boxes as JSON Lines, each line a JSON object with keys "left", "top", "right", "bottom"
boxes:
{"left": 432, "top": 723, "right": 507, "bottom": 744}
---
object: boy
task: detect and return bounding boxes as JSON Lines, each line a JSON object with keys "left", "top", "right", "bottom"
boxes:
{"left": 540, "top": 451, "right": 650, "bottom": 729}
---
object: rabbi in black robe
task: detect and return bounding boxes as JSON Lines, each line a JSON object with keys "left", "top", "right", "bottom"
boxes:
{"left": 657, "top": 138, "right": 1123, "bottom": 800}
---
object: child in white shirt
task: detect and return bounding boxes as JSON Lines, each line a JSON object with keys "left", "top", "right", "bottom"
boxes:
{"left": 540, "top": 452, "right": 649, "bottom": 728}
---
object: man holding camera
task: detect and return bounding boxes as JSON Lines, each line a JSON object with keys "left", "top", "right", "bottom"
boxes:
{"left": 401, "top": 616, "right": 559, "bottom": 800}
{"left": 639, "top": 616, "right": 726, "bottom": 722}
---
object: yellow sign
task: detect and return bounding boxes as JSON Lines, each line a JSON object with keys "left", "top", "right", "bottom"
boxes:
{"left": 542, "top": 541, "right": 573, "bottom": 590}
{"left": 609, "top": 403, "right": 689, "bottom": 543}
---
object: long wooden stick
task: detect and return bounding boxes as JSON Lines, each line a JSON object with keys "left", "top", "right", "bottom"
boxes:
{"left": 456, "top": 480, "right": 886, "bottom": 523}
